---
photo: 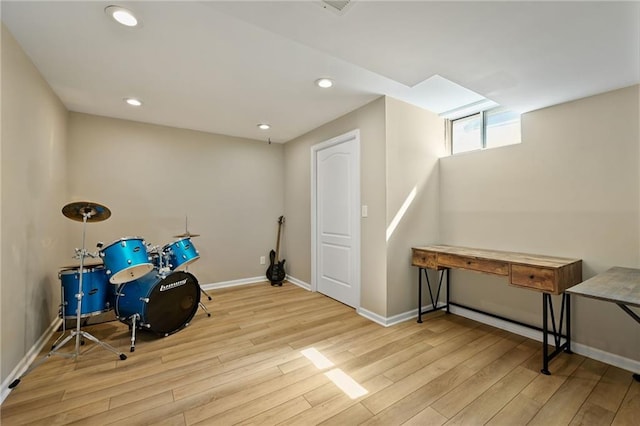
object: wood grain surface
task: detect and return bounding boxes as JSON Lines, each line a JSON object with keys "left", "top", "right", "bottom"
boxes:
{"left": 1, "top": 282, "right": 636, "bottom": 425}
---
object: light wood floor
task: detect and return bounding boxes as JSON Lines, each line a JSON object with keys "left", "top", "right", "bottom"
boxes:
{"left": 1, "top": 282, "right": 638, "bottom": 425}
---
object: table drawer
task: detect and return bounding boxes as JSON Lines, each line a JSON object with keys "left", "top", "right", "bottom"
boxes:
{"left": 438, "top": 254, "right": 509, "bottom": 275}
{"left": 511, "top": 265, "right": 556, "bottom": 292}
{"left": 412, "top": 249, "right": 437, "bottom": 269}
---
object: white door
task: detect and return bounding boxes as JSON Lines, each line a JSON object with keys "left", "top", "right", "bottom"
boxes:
{"left": 312, "top": 130, "right": 360, "bottom": 308}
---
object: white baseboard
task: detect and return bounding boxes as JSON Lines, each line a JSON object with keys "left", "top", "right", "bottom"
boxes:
{"left": 448, "top": 305, "right": 640, "bottom": 375}
{"left": 359, "top": 303, "right": 639, "bottom": 374}
{"left": 199, "top": 275, "right": 311, "bottom": 292}
{"left": 448, "top": 305, "right": 543, "bottom": 342}
{"left": 357, "top": 307, "right": 388, "bottom": 326}
{"left": 1, "top": 316, "right": 63, "bottom": 404}
{"left": 285, "top": 275, "right": 310, "bottom": 291}
{"left": 570, "top": 341, "right": 640, "bottom": 375}
{"left": 199, "top": 276, "right": 267, "bottom": 291}
{"left": 358, "top": 303, "right": 448, "bottom": 327}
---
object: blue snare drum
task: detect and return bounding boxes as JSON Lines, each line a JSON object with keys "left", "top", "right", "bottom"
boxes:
{"left": 163, "top": 238, "right": 200, "bottom": 271}
{"left": 114, "top": 270, "right": 200, "bottom": 335}
{"left": 99, "top": 237, "right": 153, "bottom": 284}
{"left": 59, "top": 266, "right": 111, "bottom": 318}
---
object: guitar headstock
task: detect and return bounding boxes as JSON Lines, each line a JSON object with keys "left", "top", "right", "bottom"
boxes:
{"left": 277, "top": 215, "right": 285, "bottom": 225}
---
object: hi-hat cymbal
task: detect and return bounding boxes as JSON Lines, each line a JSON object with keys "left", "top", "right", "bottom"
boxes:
{"left": 173, "top": 232, "right": 200, "bottom": 238}
{"left": 62, "top": 201, "right": 111, "bottom": 222}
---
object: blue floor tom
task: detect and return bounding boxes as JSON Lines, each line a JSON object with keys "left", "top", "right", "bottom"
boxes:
{"left": 59, "top": 266, "right": 111, "bottom": 318}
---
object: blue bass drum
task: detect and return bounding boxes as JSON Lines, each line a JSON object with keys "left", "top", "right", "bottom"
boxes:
{"left": 59, "top": 266, "right": 111, "bottom": 318}
{"left": 163, "top": 237, "right": 200, "bottom": 271}
{"left": 114, "top": 270, "right": 200, "bottom": 335}
{"left": 99, "top": 237, "right": 153, "bottom": 284}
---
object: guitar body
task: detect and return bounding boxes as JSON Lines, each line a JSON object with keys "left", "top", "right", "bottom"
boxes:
{"left": 266, "top": 249, "right": 286, "bottom": 286}
{"left": 267, "top": 216, "right": 286, "bottom": 286}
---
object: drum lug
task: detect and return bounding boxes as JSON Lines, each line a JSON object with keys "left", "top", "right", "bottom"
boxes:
{"left": 139, "top": 297, "right": 150, "bottom": 303}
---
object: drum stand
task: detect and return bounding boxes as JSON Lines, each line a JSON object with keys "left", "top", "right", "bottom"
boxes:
{"left": 199, "top": 287, "right": 212, "bottom": 317}
{"left": 126, "top": 313, "right": 143, "bottom": 352}
{"left": 184, "top": 266, "right": 211, "bottom": 318}
{"left": 9, "top": 203, "right": 126, "bottom": 389}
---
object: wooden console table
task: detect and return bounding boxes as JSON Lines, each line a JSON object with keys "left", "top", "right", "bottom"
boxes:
{"left": 412, "top": 245, "right": 582, "bottom": 374}
{"left": 566, "top": 267, "right": 639, "bottom": 382}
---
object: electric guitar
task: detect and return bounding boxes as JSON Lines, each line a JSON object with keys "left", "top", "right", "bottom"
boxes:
{"left": 266, "top": 216, "right": 286, "bottom": 286}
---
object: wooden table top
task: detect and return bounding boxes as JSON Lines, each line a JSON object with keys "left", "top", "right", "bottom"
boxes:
{"left": 566, "top": 266, "right": 640, "bottom": 308}
{"left": 413, "top": 245, "right": 581, "bottom": 269}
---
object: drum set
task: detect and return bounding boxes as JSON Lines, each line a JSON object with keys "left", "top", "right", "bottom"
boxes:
{"left": 9, "top": 201, "right": 210, "bottom": 389}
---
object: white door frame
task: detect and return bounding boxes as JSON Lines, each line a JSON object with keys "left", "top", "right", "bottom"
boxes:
{"left": 310, "top": 129, "right": 361, "bottom": 308}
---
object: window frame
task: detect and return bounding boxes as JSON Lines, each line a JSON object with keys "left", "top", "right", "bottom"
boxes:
{"left": 447, "top": 107, "right": 520, "bottom": 155}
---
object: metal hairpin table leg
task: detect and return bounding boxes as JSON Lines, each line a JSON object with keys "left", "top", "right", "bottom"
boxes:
{"left": 417, "top": 268, "right": 448, "bottom": 323}
{"left": 541, "top": 292, "right": 571, "bottom": 375}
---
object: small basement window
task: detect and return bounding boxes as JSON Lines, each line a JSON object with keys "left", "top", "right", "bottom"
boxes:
{"left": 449, "top": 108, "right": 521, "bottom": 155}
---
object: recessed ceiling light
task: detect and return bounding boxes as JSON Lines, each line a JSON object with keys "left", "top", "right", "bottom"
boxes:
{"left": 105, "top": 5, "right": 140, "bottom": 27}
{"left": 124, "top": 97, "right": 142, "bottom": 107}
{"left": 257, "top": 123, "right": 271, "bottom": 130}
{"left": 315, "top": 78, "right": 333, "bottom": 88}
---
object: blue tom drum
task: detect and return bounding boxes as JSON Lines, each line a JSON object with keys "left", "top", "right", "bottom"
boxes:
{"left": 163, "top": 237, "right": 199, "bottom": 271}
{"left": 99, "top": 237, "right": 153, "bottom": 284}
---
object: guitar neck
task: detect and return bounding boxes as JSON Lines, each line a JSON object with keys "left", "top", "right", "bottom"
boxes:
{"left": 274, "top": 224, "right": 282, "bottom": 262}
{"left": 274, "top": 216, "right": 284, "bottom": 262}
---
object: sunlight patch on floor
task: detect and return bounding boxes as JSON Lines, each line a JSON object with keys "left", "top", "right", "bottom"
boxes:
{"left": 301, "top": 347, "right": 368, "bottom": 399}
{"left": 301, "top": 347, "right": 335, "bottom": 369}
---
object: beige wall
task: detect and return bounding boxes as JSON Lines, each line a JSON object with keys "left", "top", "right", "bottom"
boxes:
{"left": 1, "top": 24, "right": 70, "bottom": 382}
{"left": 283, "top": 97, "right": 388, "bottom": 314}
{"left": 283, "top": 96, "right": 445, "bottom": 317}
{"left": 439, "top": 85, "right": 640, "bottom": 360}
{"left": 67, "top": 113, "right": 284, "bottom": 285}
{"left": 385, "top": 97, "right": 445, "bottom": 316}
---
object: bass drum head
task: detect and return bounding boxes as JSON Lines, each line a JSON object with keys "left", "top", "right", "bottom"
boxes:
{"left": 147, "top": 271, "right": 200, "bottom": 335}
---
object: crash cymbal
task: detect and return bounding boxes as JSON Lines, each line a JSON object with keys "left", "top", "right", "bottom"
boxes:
{"left": 62, "top": 201, "right": 111, "bottom": 222}
{"left": 173, "top": 232, "right": 200, "bottom": 238}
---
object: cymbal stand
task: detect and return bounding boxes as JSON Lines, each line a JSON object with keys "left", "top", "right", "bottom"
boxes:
{"left": 9, "top": 210, "right": 126, "bottom": 389}
{"left": 181, "top": 216, "right": 212, "bottom": 317}
{"left": 182, "top": 263, "right": 211, "bottom": 318}
{"left": 148, "top": 244, "right": 171, "bottom": 278}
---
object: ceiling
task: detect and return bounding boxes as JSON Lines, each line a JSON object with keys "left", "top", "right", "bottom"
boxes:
{"left": 2, "top": 1, "right": 638, "bottom": 143}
